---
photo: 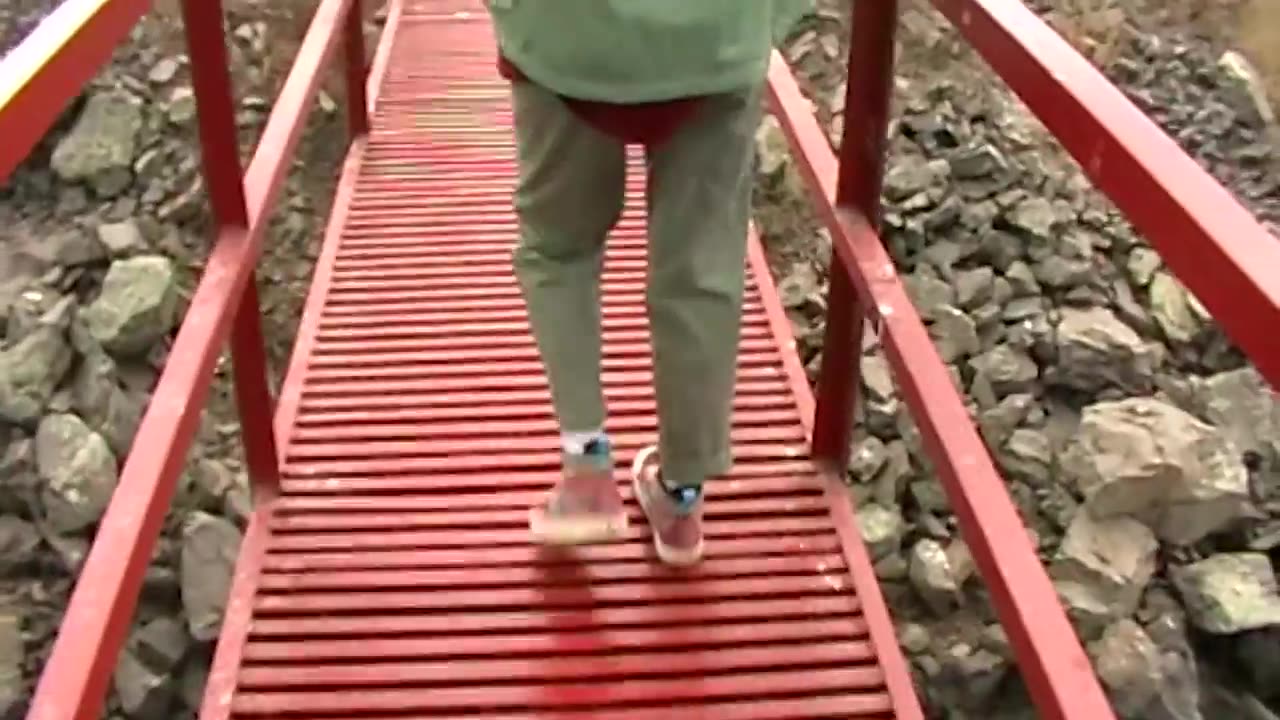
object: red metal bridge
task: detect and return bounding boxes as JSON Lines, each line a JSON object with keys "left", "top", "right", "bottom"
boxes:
{"left": 2, "top": 0, "right": 1279, "bottom": 718}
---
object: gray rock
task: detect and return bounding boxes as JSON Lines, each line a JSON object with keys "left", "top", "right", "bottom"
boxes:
{"left": 902, "top": 272, "right": 956, "bottom": 321}
{"left": 898, "top": 622, "right": 931, "bottom": 654}
{"left": 1001, "top": 296, "right": 1044, "bottom": 322}
{"left": 945, "top": 539, "right": 976, "bottom": 588}
{"left": 1201, "top": 683, "right": 1280, "bottom": 720}
{"left": 1090, "top": 619, "right": 1170, "bottom": 719}
{"left": 1061, "top": 398, "right": 1253, "bottom": 545}
{"left": 36, "top": 413, "right": 119, "bottom": 533}
{"left": 1235, "top": 627, "right": 1280, "bottom": 699}
{"left": 166, "top": 87, "right": 197, "bottom": 125}
{"left": 979, "top": 230, "right": 1025, "bottom": 272}
{"left": 920, "top": 237, "right": 964, "bottom": 272}
{"left": 5, "top": 289, "right": 72, "bottom": 341}
{"left": 0, "top": 515, "right": 42, "bottom": 573}
{"left": 1033, "top": 254, "right": 1093, "bottom": 289}
{"left": 861, "top": 353, "right": 896, "bottom": 403}
{"left": 0, "top": 612, "right": 23, "bottom": 719}
{"left": 82, "top": 255, "right": 178, "bottom": 357}
{"left": 1218, "top": 50, "right": 1278, "bottom": 139}
{"left": 873, "top": 441, "right": 913, "bottom": 507}
{"left": 754, "top": 114, "right": 791, "bottom": 181}
{"left": 1148, "top": 271, "right": 1208, "bottom": 344}
{"left": 910, "top": 479, "right": 950, "bottom": 515}
{"left": 1000, "top": 428, "right": 1053, "bottom": 487}
{"left": 1125, "top": 246, "right": 1162, "bottom": 287}
{"left": 928, "top": 305, "right": 979, "bottom": 362}
{"left": 39, "top": 228, "right": 107, "bottom": 267}
{"left": 857, "top": 503, "right": 905, "bottom": 561}
{"left": 1058, "top": 578, "right": 1120, "bottom": 641}
{"left": 948, "top": 143, "right": 1008, "bottom": 179}
{"left": 968, "top": 344, "right": 1038, "bottom": 396}
{"left": 149, "top": 57, "right": 181, "bottom": 84}
{"left": 1051, "top": 512, "right": 1158, "bottom": 626}
{"left": 1111, "top": 277, "right": 1157, "bottom": 336}
{"left": 848, "top": 436, "right": 888, "bottom": 482}
{"left": 777, "top": 263, "right": 819, "bottom": 309}
{"left": 885, "top": 155, "right": 948, "bottom": 201}
{"left": 954, "top": 266, "right": 995, "bottom": 309}
{"left": 1171, "top": 553, "right": 1280, "bottom": 634}
{"left": 50, "top": 91, "right": 142, "bottom": 197}
{"left": 1053, "top": 306, "right": 1157, "bottom": 393}
{"left": 71, "top": 349, "right": 144, "bottom": 457}
{"left": 1004, "top": 260, "right": 1041, "bottom": 297}
{"left": 113, "top": 648, "right": 173, "bottom": 719}
{"left": 1005, "top": 196, "right": 1057, "bottom": 241}
{"left": 96, "top": 219, "right": 149, "bottom": 258}
{"left": 177, "top": 651, "right": 212, "bottom": 712}
{"left": 132, "top": 616, "right": 190, "bottom": 674}
{"left": 1194, "top": 367, "right": 1279, "bottom": 469}
{"left": 934, "top": 644, "right": 1008, "bottom": 711}
{"left": 909, "top": 538, "right": 959, "bottom": 614}
{"left": 0, "top": 325, "right": 72, "bottom": 426}
{"left": 977, "top": 393, "right": 1034, "bottom": 447}
{"left": 180, "top": 512, "right": 243, "bottom": 641}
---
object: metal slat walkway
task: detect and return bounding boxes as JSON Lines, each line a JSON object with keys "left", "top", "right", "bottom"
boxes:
{"left": 218, "top": 6, "right": 916, "bottom": 719}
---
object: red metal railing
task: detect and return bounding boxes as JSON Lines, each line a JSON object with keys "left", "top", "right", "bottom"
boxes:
{"left": 774, "top": 2, "right": 1280, "bottom": 720}
{"left": 0, "top": 0, "right": 370, "bottom": 717}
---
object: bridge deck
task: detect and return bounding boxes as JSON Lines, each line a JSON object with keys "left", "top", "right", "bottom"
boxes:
{"left": 210, "top": 6, "right": 919, "bottom": 719}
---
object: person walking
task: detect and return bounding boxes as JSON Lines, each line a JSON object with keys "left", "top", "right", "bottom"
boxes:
{"left": 487, "top": 0, "right": 810, "bottom": 566}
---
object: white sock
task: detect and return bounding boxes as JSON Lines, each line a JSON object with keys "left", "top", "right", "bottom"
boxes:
{"left": 561, "top": 428, "right": 606, "bottom": 455}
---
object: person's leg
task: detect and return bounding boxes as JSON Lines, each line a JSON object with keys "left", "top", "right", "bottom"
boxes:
{"left": 631, "top": 84, "right": 762, "bottom": 566}
{"left": 510, "top": 81, "right": 629, "bottom": 544}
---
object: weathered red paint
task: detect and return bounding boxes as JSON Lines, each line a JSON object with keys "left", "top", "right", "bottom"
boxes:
{"left": 810, "top": 0, "right": 898, "bottom": 469}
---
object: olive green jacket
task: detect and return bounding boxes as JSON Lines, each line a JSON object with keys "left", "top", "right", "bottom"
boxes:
{"left": 486, "top": 0, "right": 811, "bottom": 102}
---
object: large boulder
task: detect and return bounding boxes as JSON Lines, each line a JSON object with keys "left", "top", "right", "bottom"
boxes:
{"left": 1061, "top": 397, "right": 1254, "bottom": 545}
{"left": 35, "top": 413, "right": 120, "bottom": 533}
{"left": 81, "top": 255, "right": 179, "bottom": 358}
{"left": 50, "top": 91, "right": 143, "bottom": 198}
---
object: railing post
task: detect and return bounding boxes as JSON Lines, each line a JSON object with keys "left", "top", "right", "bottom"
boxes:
{"left": 811, "top": 0, "right": 899, "bottom": 467}
{"left": 181, "top": 0, "right": 281, "bottom": 490}
{"left": 344, "top": 0, "right": 370, "bottom": 137}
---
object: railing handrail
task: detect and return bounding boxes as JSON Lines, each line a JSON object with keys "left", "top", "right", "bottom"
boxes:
{"left": 4, "top": 0, "right": 370, "bottom": 717}
{"left": 934, "top": 0, "right": 1280, "bottom": 390}
{"left": 0, "top": 0, "right": 151, "bottom": 184}
{"left": 780, "top": 1, "right": 1280, "bottom": 720}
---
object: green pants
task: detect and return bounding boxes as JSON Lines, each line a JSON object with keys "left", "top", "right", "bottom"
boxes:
{"left": 511, "top": 81, "right": 762, "bottom": 486}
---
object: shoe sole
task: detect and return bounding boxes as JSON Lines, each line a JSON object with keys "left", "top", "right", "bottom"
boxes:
{"left": 630, "top": 446, "right": 704, "bottom": 567}
{"left": 528, "top": 509, "right": 628, "bottom": 545}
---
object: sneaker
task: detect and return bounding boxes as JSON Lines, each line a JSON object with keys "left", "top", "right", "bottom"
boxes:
{"left": 630, "top": 445, "right": 704, "bottom": 566}
{"left": 529, "top": 437, "right": 628, "bottom": 545}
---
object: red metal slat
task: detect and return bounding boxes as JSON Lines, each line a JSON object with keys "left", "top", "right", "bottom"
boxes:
{"left": 247, "top": 593, "right": 861, "bottom": 641}
{"left": 256, "top": 551, "right": 845, "bottom": 591}
{"left": 261, "top": 533, "right": 842, "bottom": 570}
{"left": 278, "top": 459, "right": 819, "bottom": 494}
{"left": 269, "top": 698, "right": 896, "bottom": 720}
{"left": 268, "top": 492, "right": 830, "bottom": 527}
{"left": 230, "top": 667, "right": 891, "bottom": 715}
{"left": 237, "top": 640, "right": 876, "bottom": 688}
{"left": 263, "top": 516, "right": 839, "bottom": 553}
